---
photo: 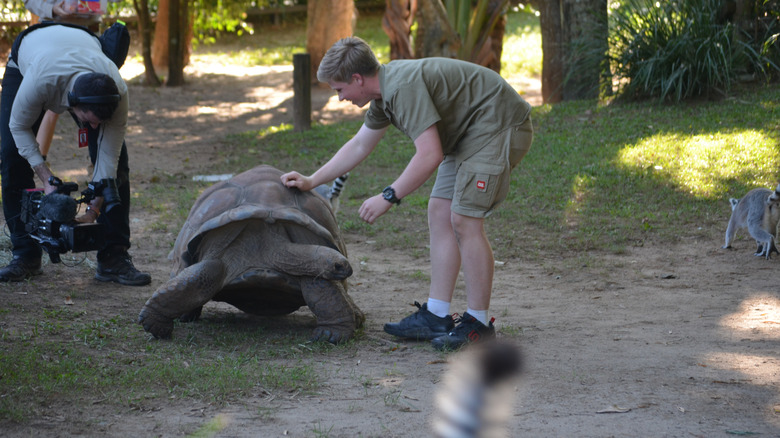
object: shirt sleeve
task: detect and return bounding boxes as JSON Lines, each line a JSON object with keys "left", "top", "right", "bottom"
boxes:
{"left": 8, "top": 77, "right": 47, "bottom": 168}
{"left": 363, "top": 99, "right": 391, "bottom": 130}
{"left": 24, "top": 0, "right": 56, "bottom": 20}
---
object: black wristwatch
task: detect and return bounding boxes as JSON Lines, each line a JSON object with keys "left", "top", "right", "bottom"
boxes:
{"left": 382, "top": 186, "right": 401, "bottom": 205}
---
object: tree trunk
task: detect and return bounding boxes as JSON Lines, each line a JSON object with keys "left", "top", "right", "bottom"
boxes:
{"left": 382, "top": 0, "right": 417, "bottom": 60}
{"left": 560, "top": 0, "right": 607, "bottom": 100}
{"left": 306, "top": 0, "right": 356, "bottom": 83}
{"left": 536, "top": 0, "right": 563, "bottom": 103}
{"left": 152, "top": 0, "right": 169, "bottom": 71}
{"left": 152, "top": 0, "right": 192, "bottom": 75}
{"left": 132, "top": 0, "right": 161, "bottom": 85}
{"left": 414, "top": 0, "right": 459, "bottom": 58}
{"left": 166, "top": 0, "right": 186, "bottom": 85}
{"left": 535, "top": 0, "right": 608, "bottom": 103}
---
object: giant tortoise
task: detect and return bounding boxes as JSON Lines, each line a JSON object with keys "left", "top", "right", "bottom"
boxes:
{"left": 138, "top": 165, "right": 364, "bottom": 343}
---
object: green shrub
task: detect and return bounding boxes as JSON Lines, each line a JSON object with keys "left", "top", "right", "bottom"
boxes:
{"left": 608, "top": 0, "right": 777, "bottom": 101}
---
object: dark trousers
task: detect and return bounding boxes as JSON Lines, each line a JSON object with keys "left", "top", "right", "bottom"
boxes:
{"left": 0, "top": 64, "right": 132, "bottom": 262}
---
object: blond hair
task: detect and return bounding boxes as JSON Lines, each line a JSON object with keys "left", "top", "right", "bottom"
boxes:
{"left": 317, "top": 36, "right": 381, "bottom": 83}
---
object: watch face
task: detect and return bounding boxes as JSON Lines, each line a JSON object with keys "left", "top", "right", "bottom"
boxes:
{"left": 382, "top": 186, "right": 399, "bottom": 204}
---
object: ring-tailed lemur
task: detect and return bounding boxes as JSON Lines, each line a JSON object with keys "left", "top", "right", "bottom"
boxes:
{"left": 722, "top": 183, "right": 780, "bottom": 259}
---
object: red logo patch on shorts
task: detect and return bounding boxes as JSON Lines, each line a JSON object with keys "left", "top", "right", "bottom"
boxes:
{"left": 476, "top": 180, "right": 487, "bottom": 191}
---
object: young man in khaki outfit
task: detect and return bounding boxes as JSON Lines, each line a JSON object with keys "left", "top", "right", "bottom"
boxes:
{"left": 281, "top": 37, "right": 533, "bottom": 350}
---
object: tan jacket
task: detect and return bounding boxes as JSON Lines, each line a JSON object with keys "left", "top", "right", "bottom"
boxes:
{"left": 10, "top": 24, "right": 128, "bottom": 181}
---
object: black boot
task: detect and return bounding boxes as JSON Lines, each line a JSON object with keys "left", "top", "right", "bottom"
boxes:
{"left": 96, "top": 247, "right": 151, "bottom": 286}
{"left": 0, "top": 256, "right": 42, "bottom": 282}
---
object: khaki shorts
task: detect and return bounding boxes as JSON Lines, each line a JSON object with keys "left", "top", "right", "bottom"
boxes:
{"left": 431, "top": 117, "right": 533, "bottom": 218}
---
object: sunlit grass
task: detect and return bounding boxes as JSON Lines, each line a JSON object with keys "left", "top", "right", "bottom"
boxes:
{"left": 618, "top": 129, "right": 779, "bottom": 197}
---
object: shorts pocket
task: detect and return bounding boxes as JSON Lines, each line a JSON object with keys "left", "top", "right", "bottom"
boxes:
{"left": 454, "top": 160, "right": 507, "bottom": 212}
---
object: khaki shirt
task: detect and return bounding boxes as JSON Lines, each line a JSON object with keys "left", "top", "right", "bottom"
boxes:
{"left": 10, "top": 24, "right": 127, "bottom": 181}
{"left": 364, "top": 58, "right": 531, "bottom": 159}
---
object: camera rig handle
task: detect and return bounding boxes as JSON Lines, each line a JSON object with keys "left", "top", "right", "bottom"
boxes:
{"left": 48, "top": 176, "right": 79, "bottom": 196}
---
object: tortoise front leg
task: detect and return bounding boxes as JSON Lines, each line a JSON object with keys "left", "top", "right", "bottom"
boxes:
{"left": 300, "top": 277, "right": 365, "bottom": 344}
{"left": 138, "top": 259, "right": 227, "bottom": 339}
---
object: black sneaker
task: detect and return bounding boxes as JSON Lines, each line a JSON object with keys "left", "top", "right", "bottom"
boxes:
{"left": 0, "top": 256, "right": 42, "bottom": 282}
{"left": 383, "top": 301, "right": 455, "bottom": 340}
{"left": 96, "top": 251, "right": 151, "bottom": 286}
{"left": 431, "top": 312, "right": 496, "bottom": 351}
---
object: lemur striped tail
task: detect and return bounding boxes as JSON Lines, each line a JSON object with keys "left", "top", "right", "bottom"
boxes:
{"left": 434, "top": 341, "right": 523, "bottom": 438}
{"left": 329, "top": 173, "right": 349, "bottom": 200}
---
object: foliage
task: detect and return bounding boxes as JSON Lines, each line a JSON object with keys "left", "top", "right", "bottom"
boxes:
{"left": 189, "top": 9, "right": 391, "bottom": 66}
{"left": 190, "top": 0, "right": 256, "bottom": 45}
{"left": 105, "top": 0, "right": 300, "bottom": 45}
{"left": 444, "top": 0, "right": 509, "bottom": 61}
{"left": 501, "top": 7, "right": 542, "bottom": 78}
{"left": 607, "top": 0, "right": 780, "bottom": 102}
{"left": 0, "top": 0, "right": 30, "bottom": 41}
{"left": 0, "top": 0, "right": 28, "bottom": 21}
{"left": 753, "top": 0, "right": 780, "bottom": 73}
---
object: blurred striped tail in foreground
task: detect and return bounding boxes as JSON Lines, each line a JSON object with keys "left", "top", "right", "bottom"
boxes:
{"left": 434, "top": 341, "right": 523, "bottom": 438}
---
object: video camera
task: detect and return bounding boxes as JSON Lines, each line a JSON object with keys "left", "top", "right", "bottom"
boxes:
{"left": 20, "top": 176, "right": 108, "bottom": 263}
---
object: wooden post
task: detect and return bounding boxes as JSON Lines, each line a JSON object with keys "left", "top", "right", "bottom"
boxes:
{"left": 293, "top": 53, "right": 312, "bottom": 132}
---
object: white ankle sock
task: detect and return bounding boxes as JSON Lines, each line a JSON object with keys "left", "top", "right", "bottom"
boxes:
{"left": 466, "top": 308, "right": 489, "bottom": 325}
{"left": 426, "top": 298, "right": 451, "bottom": 318}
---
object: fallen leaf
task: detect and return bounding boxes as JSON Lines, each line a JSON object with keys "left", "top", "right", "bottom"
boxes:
{"left": 597, "top": 405, "right": 631, "bottom": 414}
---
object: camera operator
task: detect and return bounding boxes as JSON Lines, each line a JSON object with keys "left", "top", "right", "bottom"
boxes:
{"left": 24, "top": 0, "right": 104, "bottom": 162}
{"left": 0, "top": 23, "right": 151, "bottom": 286}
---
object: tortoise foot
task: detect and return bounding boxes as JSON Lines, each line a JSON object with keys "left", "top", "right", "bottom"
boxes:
{"left": 138, "top": 306, "right": 174, "bottom": 339}
{"left": 311, "top": 324, "right": 356, "bottom": 344}
{"left": 179, "top": 306, "right": 203, "bottom": 323}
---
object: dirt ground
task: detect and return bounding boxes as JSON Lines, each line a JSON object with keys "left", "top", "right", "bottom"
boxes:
{"left": 2, "top": 53, "right": 779, "bottom": 438}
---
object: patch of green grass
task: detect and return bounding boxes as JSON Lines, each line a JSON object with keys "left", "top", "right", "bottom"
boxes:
{"left": 135, "top": 174, "right": 208, "bottom": 236}
{"left": 0, "top": 308, "right": 346, "bottom": 421}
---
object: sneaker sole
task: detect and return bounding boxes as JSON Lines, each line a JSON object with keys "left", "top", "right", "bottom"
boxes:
{"left": 431, "top": 332, "right": 497, "bottom": 351}
{"left": 383, "top": 324, "right": 452, "bottom": 340}
{"left": 95, "top": 273, "right": 152, "bottom": 286}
